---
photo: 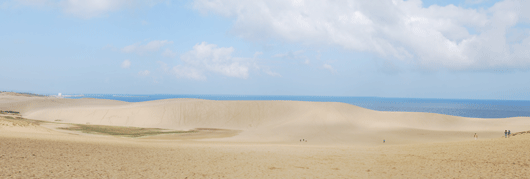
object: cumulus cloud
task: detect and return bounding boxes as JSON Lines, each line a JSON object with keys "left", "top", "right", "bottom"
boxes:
{"left": 193, "top": 0, "right": 530, "bottom": 71}
{"left": 172, "top": 65, "right": 206, "bottom": 80}
{"left": 323, "top": 64, "right": 336, "bottom": 73}
{"left": 122, "top": 40, "right": 173, "bottom": 54}
{"left": 138, "top": 70, "right": 150, "bottom": 76}
{"left": 177, "top": 42, "right": 250, "bottom": 79}
{"left": 121, "top": 59, "right": 131, "bottom": 68}
{"left": 161, "top": 42, "right": 278, "bottom": 80}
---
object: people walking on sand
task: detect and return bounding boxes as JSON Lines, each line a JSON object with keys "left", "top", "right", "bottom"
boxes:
{"left": 474, "top": 133, "right": 478, "bottom": 140}
{"left": 508, "top": 130, "right": 511, "bottom": 138}
{"left": 383, "top": 139, "right": 385, "bottom": 143}
{"left": 505, "top": 130, "right": 508, "bottom": 138}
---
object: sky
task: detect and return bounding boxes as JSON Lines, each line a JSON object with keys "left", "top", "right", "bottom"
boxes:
{"left": 1, "top": 0, "right": 530, "bottom": 100}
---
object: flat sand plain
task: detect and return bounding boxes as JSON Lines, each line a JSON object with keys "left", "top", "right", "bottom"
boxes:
{"left": 1, "top": 92, "right": 530, "bottom": 178}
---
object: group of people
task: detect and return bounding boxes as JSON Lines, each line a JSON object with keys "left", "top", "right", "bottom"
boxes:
{"left": 474, "top": 130, "right": 512, "bottom": 140}
{"left": 300, "top": 139, "right": 307, "bottom": 142}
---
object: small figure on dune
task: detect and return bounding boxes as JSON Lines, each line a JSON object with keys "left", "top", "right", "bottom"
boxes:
{"left": 505, "top": 130, "right": 508, "bottom": 138}
{"left": 383, "top": 139, "right": 385, "bottom": 143}
{"left": 474, "top": 133, "right": 478, "bottom": 140}
{"left": 508, "top": 130, "right": 511, "bottom": 138}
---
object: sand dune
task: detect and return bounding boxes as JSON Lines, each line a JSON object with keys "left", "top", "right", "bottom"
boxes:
{"left": 2, "top": 92, "right": 530, "bottom": 178}
{"left": 2, "top": 93, "right": 529, "bottom": 145}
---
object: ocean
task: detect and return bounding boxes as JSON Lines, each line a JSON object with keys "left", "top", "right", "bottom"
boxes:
{"left": 64, "top": 94, "right": 530, "bottom": 119}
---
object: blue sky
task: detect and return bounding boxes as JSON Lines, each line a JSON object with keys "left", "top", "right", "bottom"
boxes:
{"left": 1, "top": 0, "right": 530, "bottom": 100}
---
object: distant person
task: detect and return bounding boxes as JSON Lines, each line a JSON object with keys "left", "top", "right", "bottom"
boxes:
{"left": 508, "top": 130, "right": 511, "bottom": 138}
{"left": 383, "top": 139, "right": 385, "bottom": 143}
{"left": 505, "top": 130, "right": 508, "bottom": 138}
{"left": 474, "top": 133, "right": 478, "bottom": 140}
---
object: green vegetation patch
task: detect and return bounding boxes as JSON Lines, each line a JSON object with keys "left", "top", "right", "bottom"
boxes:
{"left": 59, "top": 124, "right": 195, "bottom": 137}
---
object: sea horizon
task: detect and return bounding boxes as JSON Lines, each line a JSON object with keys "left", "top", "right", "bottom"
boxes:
{"left": 44, "top": 93, "right": 530, "bottom": 119}
{"left": 5, "top": 91, "right": 530, "bottom": 119}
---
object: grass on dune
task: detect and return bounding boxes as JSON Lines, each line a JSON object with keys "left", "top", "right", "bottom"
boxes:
{"left": 59, "top": 124, "right": 195, "bottom": 137}
{"left": 0, "top": 115, "right": 193, "bottom": 137}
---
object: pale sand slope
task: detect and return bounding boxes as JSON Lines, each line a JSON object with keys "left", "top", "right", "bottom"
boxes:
{"left": 2, "top": 93, "right": 530, "bottom": 145}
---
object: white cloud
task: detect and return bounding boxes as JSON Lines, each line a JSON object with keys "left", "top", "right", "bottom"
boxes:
{"left": 158, "top": 61, "right": 206, "bottom": 80}
{"left": 172, "top": 65, "right": 206, "bottom": 80}
{"left": 120, "top": 59, "right": 131, "bottom": 68}
{"left": 465, "top": 0, "right": 486, "bottom": 5}
{"left": 160, "top": 42, "right": 278, "bottom": 80}
{"left": 162, "top": 48, "right": 177, "bottom": 58}
{"left": 15, "top": 0, "right": 49, "bottom": 6}
{"left": 273, "top": 50, "right": 309, "bottom": 65}
{"left": 10, "top": 0, "right": 165, "bottom": 18}
{"left": 60, "top": 0, "right": 127, "bottom": 18}
{"left": 177, "top": 42, "right": 250, "bottom": 79}
{"left": 193, "top": 0, "right": 530, "bottom": 71}
{"left": 323, "top": 64, "right": 336, "bottom": 73}
{"left": 138, "top": 70, "right": 150, "bottom": 76}
{"left": 263, "top": 68, "right": 281, "bottom": 77}
{"left": 273, "top": 50, "right": 304, "bottom": 59}
{"left": 157, "top": 61, "right": 170, "bottom": 71}
{"left": 122, "top": 40, "right": 173, "bottom": 54}
{"left": 253, "top": 51, "right": 263, "bottom": 58}
{"left": 61, "top": 0, "right": 166, "bottom": 18}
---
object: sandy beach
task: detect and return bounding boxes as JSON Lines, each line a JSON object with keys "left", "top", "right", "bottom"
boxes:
{"left": 1, "top": 92, "right": 530, "bottom": 178}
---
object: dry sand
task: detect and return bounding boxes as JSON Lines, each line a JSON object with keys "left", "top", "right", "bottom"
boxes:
{"left": 1, "top": 92, "right": 530, "bottom": 178}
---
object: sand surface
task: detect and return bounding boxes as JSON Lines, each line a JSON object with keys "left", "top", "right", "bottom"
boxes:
{"left": 1, "top": 92, "right": 530, "bottom": 178}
